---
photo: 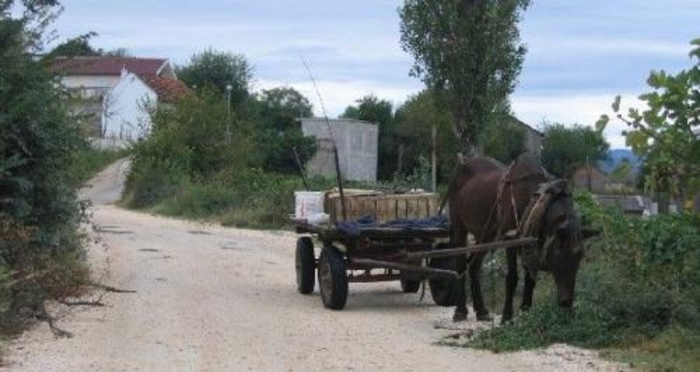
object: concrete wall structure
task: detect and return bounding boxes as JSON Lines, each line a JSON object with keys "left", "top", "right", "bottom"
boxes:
{"left": 300, "top": 118, "right": 378, "bottom": 182}
{"left": 572, "top": 165, "right": 608, "bottom": 193}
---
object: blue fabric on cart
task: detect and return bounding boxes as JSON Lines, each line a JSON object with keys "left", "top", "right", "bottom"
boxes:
{"left": 335, "top": 214, "right": 448, "bottom": 236}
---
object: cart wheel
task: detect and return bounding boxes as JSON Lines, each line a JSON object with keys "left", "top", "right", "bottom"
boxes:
{"left": 318, "top": 245, "right": 348, "bottom": 310}
{"left": 428, "top": 243, "right": 458, "bottom": 306}
{"left": 296, "top": 237, "right": 315, "bottom": 294}
{"left": 400, "top": 278, "right": 421, "bottom": 293}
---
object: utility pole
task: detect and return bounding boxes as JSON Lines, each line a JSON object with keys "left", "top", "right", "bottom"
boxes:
{"left": 431, "top": 122, "right": 437, "bottom": 192}
{"left": 225, "top": 84, "right": 232, "bottom": 142}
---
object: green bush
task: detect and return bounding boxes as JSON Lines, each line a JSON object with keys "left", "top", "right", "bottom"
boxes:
{"left": 123, "top": 91, "right": 322, "bottom": 229}
{"left": 123, "top": 90, "right": 251, "bottom": 207}
{"left": 1, "top": 3, "right": 90, "bottom": 333}
{"left": 69, "top": 147, "right": 127, "bottom": 187}
{"left": 467, "top": 191, "right": 700, "bottom": 366}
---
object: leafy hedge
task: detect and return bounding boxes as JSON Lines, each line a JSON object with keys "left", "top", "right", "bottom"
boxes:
{"left": 1, "top": 4, "right": 90, "bottom": 333}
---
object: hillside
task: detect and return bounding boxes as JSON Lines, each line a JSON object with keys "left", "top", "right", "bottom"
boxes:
{"left": 598, "top": 149, "right": 641, "bottom": 174}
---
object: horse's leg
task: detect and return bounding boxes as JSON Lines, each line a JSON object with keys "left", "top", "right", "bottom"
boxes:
{"left": 521, "top": 270, "right": 536, "bottom": 312}
{"left": 451, "top": 224, "right": 468, "bottom": 322}
{"left": 501, "top": 247, "right": 519, "bottom": 323}
{"left": 469, "top": 250, "right": 492, "bottom": 321}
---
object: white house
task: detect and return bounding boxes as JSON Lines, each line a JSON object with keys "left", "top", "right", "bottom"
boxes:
{"left": 51, "top": 56, "right": 185, "bottom": 141}
{"left": 52, "top": 56, "right": 175, "bottom": 99}
{"left": 102, "top": 70, "right": 189, "bottom": 140}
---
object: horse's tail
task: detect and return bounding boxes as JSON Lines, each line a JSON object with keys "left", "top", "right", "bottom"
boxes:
{"left": 439, "top": 163, "right": 467, "bottom": 215}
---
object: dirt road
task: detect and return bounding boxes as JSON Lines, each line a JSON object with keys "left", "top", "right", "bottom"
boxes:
{"left": 2, "top": 161, "right": 624, "bottom": 371}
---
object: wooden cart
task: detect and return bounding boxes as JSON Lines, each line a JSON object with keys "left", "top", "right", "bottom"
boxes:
{"left": 292, "top": 190, "right": 534, "bottom": 310}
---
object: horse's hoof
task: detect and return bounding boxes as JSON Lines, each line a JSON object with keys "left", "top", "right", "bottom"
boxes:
{"left": 452, "top": 311, "right": 468, "bottom": 322}
{"left": 476, "top": 313, "right": 493, "bottom": 322}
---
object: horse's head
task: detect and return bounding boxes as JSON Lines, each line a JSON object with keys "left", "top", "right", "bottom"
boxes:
{"left": 538, "top": 182, "right": 599, "bottom": 308}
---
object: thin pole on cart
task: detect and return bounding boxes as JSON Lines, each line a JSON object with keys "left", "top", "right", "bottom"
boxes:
{"left": 301, "top": 57, "right": 347, "bottom": 221}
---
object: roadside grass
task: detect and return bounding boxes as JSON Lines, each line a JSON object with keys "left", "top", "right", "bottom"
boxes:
{"left": 152, "top": 170, "right": 309, "bottom": 230}
{"left": 603, "top": 327, "right": 700, "bottom": 371}
{"left": 70, "top": 147, "right": 128, "bottom": 187}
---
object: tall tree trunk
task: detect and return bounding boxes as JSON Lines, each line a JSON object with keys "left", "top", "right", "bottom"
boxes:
{"left": 431, "top": 123, "right": 437, "bottom": 192}
{"left": 453, "top": 112, "right": 474, "bottom": 158}
{"left": 396, "top": 143, "right": 404, "bottom": 175}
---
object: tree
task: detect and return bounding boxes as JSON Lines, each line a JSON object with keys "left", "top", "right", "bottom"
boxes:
{"left": 177, "top": 49, "right": 253, "bottom": 110}
{"left": 479, "top": 115, "right": 526, "bottom": 164}
{"left": 46, "top": 32, "right": 101, "bottom": 57}
{"left": 540, "top": 123, "right": 610, "bottom": 178}
{"left": 45, "top": 32, "right": 130, "bottom": 58}
{"left": 341, "top": 95, "right": 397, "bottom": 180}
{"left": 399, "top": 0, "right": 530, "bottom": 155}
{"left": 251, "top": 87, "right": 317, "bottom": 174}
{"left": 1, "top": 0, "right": 90, "bottom": 328}
{"left": 394, "top": 90, "right": 453, "bottom": 180}
{"left": 601, "top": 39, "right": 700, "bottom": 208}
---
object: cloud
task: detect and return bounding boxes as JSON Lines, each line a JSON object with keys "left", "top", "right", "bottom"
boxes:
{"left": 511, "top": 92, "right": 647, "bottom": 149}
{"left": 255, "top": 78, "right": 420, "bottom": 118}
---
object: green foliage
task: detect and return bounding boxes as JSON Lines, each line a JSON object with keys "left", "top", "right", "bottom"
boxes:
{"left": 480, "top": 116, "right": 526, "bottom": 164}
{"left": 388, "top": 156, "right": 433, "bottom": 192}
{"left": 123, "top": 90, "right": 251, "bottom": 208}
{"left": 607, "top": 40, "right": 700, "bottom": 201}
{"left": 45, "top": 31, "right": 131, "bottom": 58}
{"left": 399, "top": 0, "right": 530, "bottom": 154}
{"left": 45, "top": 32, "right": 101, "bottom": 58}
{"left": 604, "top": 327, "right": 700, "bottom": 372}
{"left": 465, "top": 191, "right": 700, "bottom": 367}
{"left": 160, "top": 169, "right": 307, "bottom": 229}
{"left": 341, "top": 94, "right": 397, "bottom": 180}
{"left": 394, "top": 90, "right": 455, "bottom": 182}
{"left": 68, "top": 147, "right": 127, "bottom": 187}
{"left": 1, "top": 0, "right": 89, "bottom": 333}
{"left": 250, "top": 87, "right": 317, "bottom": 174}
{"left": 177, "top": 48, "right": 253, "bottom": 110}
{"left": 540, "top": 123, "right": 610, "bottom": 178}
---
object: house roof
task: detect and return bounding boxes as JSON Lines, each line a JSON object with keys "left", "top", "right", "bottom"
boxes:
{"left": 51, "top": 56, "right": 169, "bottom": 76}
{"left": 509, "top": 115, "right": 544, "bottom": 137}
{"left": 140, "top": 75, "right": 191, "bottom": 103}
{"left": 298, "top": 117, "right": 378, "bottom": 126}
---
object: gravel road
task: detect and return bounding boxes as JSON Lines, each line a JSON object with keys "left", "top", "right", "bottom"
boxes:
{"left": 1, "top": 160, "right": 625, "bottom": 371}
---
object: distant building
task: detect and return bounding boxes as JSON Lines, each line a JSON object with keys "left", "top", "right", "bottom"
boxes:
{"left": 299, "top": 118, "right": 378, "bottom": 182}
{"left": 595, "top": 195, "right": 648, "bottom": 216}
{"left": 51, "top": 56, "right": 186, "bottom": 142}
{"left": 572, "top": 164, "right": 608, "bottom": 193}
{"left": 102, "top": 70, "right": 190, "bottom": 140}
{"left": 509, "top": 116, "right": 543, "bottom": 157}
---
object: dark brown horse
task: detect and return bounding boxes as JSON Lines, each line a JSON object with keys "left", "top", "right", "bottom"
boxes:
{"left": 446, "top": 154, "right": 592, "bottom": 322}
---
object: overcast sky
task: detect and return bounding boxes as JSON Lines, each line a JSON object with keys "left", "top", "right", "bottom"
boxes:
{"left": 48, "top": 1, "right": 700, "bottom": 148}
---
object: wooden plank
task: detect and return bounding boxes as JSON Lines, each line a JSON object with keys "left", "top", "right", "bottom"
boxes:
{"left": 347, "top": 273, "right": 402, "bottom": 283}
{"left": 405, "top": 237, "right": 538, "bottom": 260}
{"left": 325, "top": 192, "right": 441, "bottom": 223}
{"left": 350, "top": 258, "right": 459, "bottom": 279}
